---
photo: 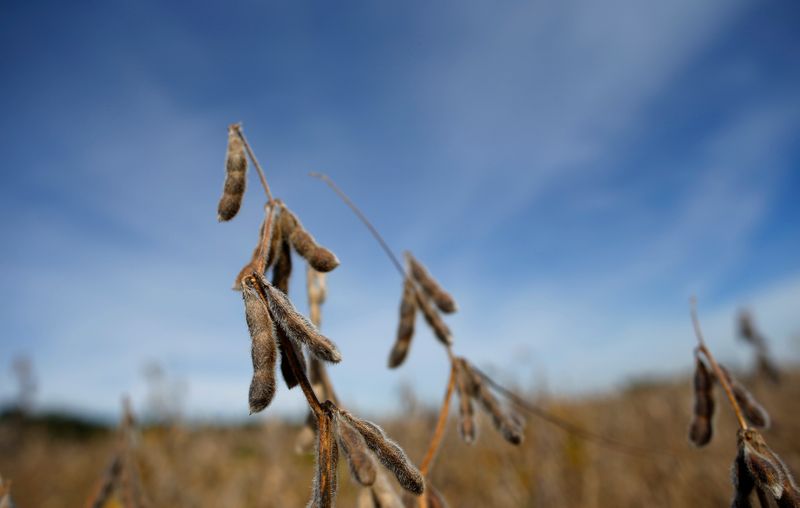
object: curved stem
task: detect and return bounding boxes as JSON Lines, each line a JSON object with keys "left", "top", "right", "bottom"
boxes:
{"left": 233, "top": 124, "right": 274, "bottom": 203}
{"left": 313, "top": 173, "right": 677, "bottom": 460}
{"left": 312, "top": 173, "right": 458, "bottom": 360}
{"left": 690, "top": 299, "right": 748, "bottom": 431}
{"left": 311, "top": 172, "right": 405, "bottom": 277}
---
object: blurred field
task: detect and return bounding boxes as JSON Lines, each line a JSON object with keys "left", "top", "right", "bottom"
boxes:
{"left": 2, "top": 368, "right": 798, "bottom": 508}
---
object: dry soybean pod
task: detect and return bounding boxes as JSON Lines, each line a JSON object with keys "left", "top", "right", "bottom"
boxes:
{"left": 414, "top": 289, "right": 452, "bottom": 346}
{"left": 719, "top": 365, "right": 770, "bottom": 429}
{"left": 336, "top": 413, "right": 377, "bottom": 486}
{"left": 337, "top": 408, "right": 424, "bottom": 495}
{"left": 217, "top": 123, "right": 248, "bottom": 222}
{"left": 242, "top": 276, "right": 278, "bottom": 413}
{"left": 454, "top": 359, "right": 477, "bottom": 444}
{"left": 269, "top": 223, "right": 308, "bottom": 390}
{"left": 405, "top": 252, "right": 457, "bottom": 314}
{"left": 739, "top": 429, "right": 785, "bottom": 500}
{"left": 256, "top": 274, "right": 342, "bottom": 363}
{"left": 388, "top": 277, "right": 417, "bottom": 368}
{"left": 688, "top": 356, "right": 715, "bottom": 446}
{"left": 282, "top": 206, "right": 340, "bottom": 273}
{"left": 462, "top": 360, "right": 522, "bottom": 445}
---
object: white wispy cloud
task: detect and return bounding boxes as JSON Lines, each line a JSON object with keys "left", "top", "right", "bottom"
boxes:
{"left": 2, "top": 0, "right": 797, "bottom": 421}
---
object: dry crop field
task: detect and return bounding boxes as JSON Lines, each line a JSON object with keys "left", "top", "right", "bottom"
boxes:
{"left": 1, "top": 369, "right": 799, "bottom": 507}
{"left": 2, "top": 124, "right": 798, "bottom": 508}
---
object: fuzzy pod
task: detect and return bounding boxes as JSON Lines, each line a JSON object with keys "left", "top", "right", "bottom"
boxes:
{"left": 476, "top": 382, "right": 523, "bottom": 445}
{"left": 279, "top": 206, "right": 339, "bottom": 272}
{"left": 290, "top": 228, "right": 340, "bottom": 273}
{"left": 388, "top": 277, "right": 417, "bottom": 368}
{"left": 688, "top": 358, "right": 715, "bottom": 447}
{"left": 454, "top": 360, "right": 477, "bottom": 444}
{"left": 242, "top": 277, "right": 278, "bottom": 413}
{"left": 277, "top": 204, "right": 299, "bottom": 239}
{"left": 738, "top": 430, "right": 786, "bottom": 500}
{"left": 309, "top": 409, "right": 339, "bottom": 508}
{"left": 405, "top": 253, "right": 457, "bottom": 314}
{"left": 456, "top": 358, "right": 481, "bottom": 396}
{"left": 217, "top": 124, "right": 248, "bottom": 222}
{"left": 256, "top": 275, "right": 342, "bottom": 363}
{"left": 337, "top": 408, "right": 424, "bottom": 495}
{"left": 278, "top": 329, "right": 307, "bottom": 390}
{"left": 336, "top": 414, "right": 377, "bottom": 486}
{"left": 720, "top": 366, "right": 770, "bottom": 429}
{"left": 267, "top": 229, "right": 307, "bottom": 390}
{"left": 263, "top": 213, "right": 284, "bottom": 268}
{"left": 461, "top": 361, "right": 522, "bottom": 445}
{"left": 414, "top": 290, "right": 452, "bottom": 346}
{"left": 731, "top": 448, "right": 756, "bottom": 508}
{"left": 778, "top": 487, "right": 800, "bottom": 508}
{"left": 271, "top": 236, "right": 292, "bottom": 293}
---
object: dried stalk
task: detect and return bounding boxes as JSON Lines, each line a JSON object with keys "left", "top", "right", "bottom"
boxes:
{"left": 419, "top": 365, "right": 456, "bottom": 477}
{"left": 232, "top": 124, "right": 274, "bottom": 203}
{"left": 690, "top": 298, "right": 748, "bottom": 431}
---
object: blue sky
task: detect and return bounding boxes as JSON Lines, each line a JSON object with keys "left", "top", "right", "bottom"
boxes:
{"left": 1, "top": 0, "right": 799, "bottom": 420}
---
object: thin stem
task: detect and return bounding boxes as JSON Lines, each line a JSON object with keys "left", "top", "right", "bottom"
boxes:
{"left": 311, "top": 172, "right": 405, "bottom": 277}
{"left": 420, "top": 363, "right": 457, "bottom": 476}
{"left": 251, "top": 274, "right": 324, "bottom": 418}
{"left": 233, "top": 124, "right": 274, "bottom": 203}
{"left": 313, "top": 172, "right": 677, "bottom": 465}
{"left": 312, "top": 172, "right": 457, "bottom": 362}
{"left": 690, "top": 298, "right": 748, "bottom": 431}
{"left": 254, "top": 203, "right": 277, "bottom": 275}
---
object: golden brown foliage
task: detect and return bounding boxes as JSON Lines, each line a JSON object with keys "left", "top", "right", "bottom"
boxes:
{"left": 4, "top": 370, "right": 800, "bottom": 508}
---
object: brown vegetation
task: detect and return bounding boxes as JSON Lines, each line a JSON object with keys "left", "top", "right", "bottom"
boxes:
{"left": 2, "top": 369, "right": 799, "bottom": 507}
